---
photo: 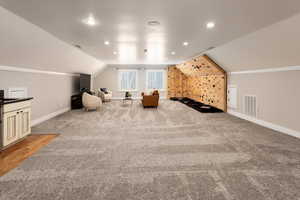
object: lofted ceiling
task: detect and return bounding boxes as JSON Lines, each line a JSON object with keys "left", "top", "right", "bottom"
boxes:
{"left": 1, "top": 0, "right": 300, "bottom": 66}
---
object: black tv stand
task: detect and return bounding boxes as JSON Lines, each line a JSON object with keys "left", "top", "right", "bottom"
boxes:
{"left": 71, "top": 94, "right": 83, "bottom": 109}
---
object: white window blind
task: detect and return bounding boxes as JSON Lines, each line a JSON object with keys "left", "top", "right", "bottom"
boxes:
{"left": 146, "top": 70, "right": 165, "bottom": 90}
{"left": 118, "top": 70, "right": 138, "bottom": 91}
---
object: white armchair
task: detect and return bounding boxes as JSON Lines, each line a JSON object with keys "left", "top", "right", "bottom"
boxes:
{"left": 98, "top": 88, "right": 113, "bottom": 102}
{"left": 82, "top": 92, "right": 102, "bottom": 111}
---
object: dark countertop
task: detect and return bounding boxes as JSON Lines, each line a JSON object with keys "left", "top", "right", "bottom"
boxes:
{"left": 0, "top": 97, "right": 33, "bottom": 105}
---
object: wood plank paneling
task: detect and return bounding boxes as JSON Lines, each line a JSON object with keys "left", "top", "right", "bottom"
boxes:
{"left": 167, "top": 66, "right": 188, "bottom": 98}
{"left": 167, "top": 54, "right": 227, "bottom": 111}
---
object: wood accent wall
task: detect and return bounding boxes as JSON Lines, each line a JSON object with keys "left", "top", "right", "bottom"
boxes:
{"left": 167, "top": 66, "right": 188, "bottom": 98}
{"left": 168, "top": 55, "right": 227, "bottom": 111}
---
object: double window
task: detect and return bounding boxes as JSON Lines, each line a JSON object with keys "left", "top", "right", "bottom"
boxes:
{"left": 146, "top": 70, "right": 165, "bottom": 90}
{"left": 118, "top": 69, "right": 165, "bottom": 91}
{"left": 118, "top": 70, "right": 138, "bottom": 91}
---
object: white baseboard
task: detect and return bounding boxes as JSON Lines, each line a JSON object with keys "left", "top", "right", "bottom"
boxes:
{"left": 227, "top": 109, "right": 300, "bottom": 139}
{"left": 111, "top": 97, "right": 167, "bottom": 100}
{"left": 111, "top": 97, "right": 142, "bottom": 100}
{"left": 31, "top": 107, "right": 70, "bottom": 127}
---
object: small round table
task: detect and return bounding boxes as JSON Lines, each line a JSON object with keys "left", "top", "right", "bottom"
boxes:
{"left": 123, "top": 97, "right": 133, "bottom": 105}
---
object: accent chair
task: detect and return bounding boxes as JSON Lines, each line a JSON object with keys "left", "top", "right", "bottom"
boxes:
{"left": 82, "top": 92, "right": 102, "bottom": 111}
{"left": 98, "top": 88, "right": 113, "bottom": 102}
{"left": 141, "top": 90, "right": 159, "bottom": 108}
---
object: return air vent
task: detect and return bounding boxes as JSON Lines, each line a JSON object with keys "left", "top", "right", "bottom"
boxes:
{"left": 244, "top": 95, "right": 257, "bottom": 117}
{"left": 73, "top": 44, "right": 82, "bottom": 49}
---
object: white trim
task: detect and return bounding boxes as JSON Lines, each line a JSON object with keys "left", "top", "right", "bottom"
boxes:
{"left": 31, "top": 107, "right": 70, "bottom": 127}
{"left": 111, "top": 97, "right": 142, "bottom": 100}
{"left": 118, "top": 90, "right": 139, "bottom": 92}
{"left": 145, "top": 69, "right": 167, "bottom": 72}
{"left": 117, "top": 89, "right": 139, "bottom": 92}
{"left": 229, "top": 66, "right": 300, "bottom": 75}
{"left": 0, "top": 65, "right": 79, "bottom": 76}
{"left": 111, "top": 96, "right": 167, "bottom": 100}
{"left": 227, "top": 109, "right": 300, "bottom": 139}
{"left": 144, "top": 89, "right": 167, "bottom": 92}
{"left": 118, "top": 90, "right": 138, "bottom": 92}
{"left": 117, "top": 69, "right": 140, "bottom": 72}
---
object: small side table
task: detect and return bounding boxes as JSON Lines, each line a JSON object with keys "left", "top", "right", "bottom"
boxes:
{"left": 123, "top": 97, "right": 133, "bottom": 105}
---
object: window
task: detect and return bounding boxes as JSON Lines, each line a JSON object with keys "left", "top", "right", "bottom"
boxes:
{"left": 146, "top": 70, "right": 165, "bottom": 90}
{"left": 118, "top": 70, "right": 138, "bottom": 91}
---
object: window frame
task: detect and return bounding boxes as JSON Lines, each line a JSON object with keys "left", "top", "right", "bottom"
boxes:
{"left": 145, "top": 69, "right": 166, "bottom": 91}
{"left": 118, "top": 69, "right": 139, "bottom": 92}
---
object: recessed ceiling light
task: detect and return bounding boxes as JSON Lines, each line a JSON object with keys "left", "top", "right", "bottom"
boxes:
{"left": 113, "top": 51, "right": 117, "bottom": 55}
{"left": 82, "top": 14, "right": 98, "bottom": 26}
{"left": 104, "top": 41, "right": 110, "bottom": 45}
{"left": 171, "top": 51, "right": 176, "bottom": 55}
{"left": 183, "top": 42, "right": 189, "bottom": 46}
{"left": 206, "top": 22, "right": 215, "bottom": 29}
{"left": 147, "top": 21, "right": 160, "bottom": 26}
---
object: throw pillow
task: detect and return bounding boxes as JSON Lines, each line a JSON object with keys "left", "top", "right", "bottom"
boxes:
{"left": 152, "top": 90, "right": 159, "bottom": 96}
{"left": 100, "top": 88, "right": 108, "bottom": 94}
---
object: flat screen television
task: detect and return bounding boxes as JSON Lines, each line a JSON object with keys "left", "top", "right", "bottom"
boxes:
{"left": 79, "top": 74, "right": 91, "bottom": 92}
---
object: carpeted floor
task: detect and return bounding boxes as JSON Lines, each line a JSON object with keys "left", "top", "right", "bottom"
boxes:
{"left": 1, "top": 100, "right": 300, "bottom": 200}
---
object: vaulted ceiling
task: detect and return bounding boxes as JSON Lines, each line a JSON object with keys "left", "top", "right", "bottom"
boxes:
{"left": 1, "top": 0, "right": 300, "bottom": 66}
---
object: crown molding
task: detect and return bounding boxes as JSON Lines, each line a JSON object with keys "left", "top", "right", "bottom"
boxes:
{"left": 229, "top": 66, "right": 300, "bottom": 75}
{"left": 0, "top": 65, "right": 79, "bottom": 76}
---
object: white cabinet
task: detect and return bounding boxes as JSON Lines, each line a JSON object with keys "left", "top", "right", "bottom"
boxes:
{"left": 1, "top": 100, "right": 31, "bottom": 148}
{"left": 19, "top": 108, "right": 31, "bottom": 138}
{"left": 2, "top": 111, "right": 19, "bottom": 147}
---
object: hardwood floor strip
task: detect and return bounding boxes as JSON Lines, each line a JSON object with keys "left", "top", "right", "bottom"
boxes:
{"left": 0, "top": 134, "right": 59, "bottom": 176}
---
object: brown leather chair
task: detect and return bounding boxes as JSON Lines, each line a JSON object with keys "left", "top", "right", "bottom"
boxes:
{"left": 141, "top": 90, "right": 159, "bottom": 108}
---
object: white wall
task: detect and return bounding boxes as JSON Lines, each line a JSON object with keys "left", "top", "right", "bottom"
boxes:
{"left": 0, "top": 6, "right": 105, "bottom": 74}
{"left": 0, "top": 6, "right": 104, "bottom": 125}
{"left": 228, "top": 71, "right": 300, "bottom": 133}
{"left": 207, "top": 13, "right": 300, "bottom": 134}
{"left": 93, "top": 65, "right": 168, "bottom": 99}
{"left": 207, "top": 13, "right": 300, "bottom": 72}
{"left": 0, "top": 71, "right": 79, "bottom": 121}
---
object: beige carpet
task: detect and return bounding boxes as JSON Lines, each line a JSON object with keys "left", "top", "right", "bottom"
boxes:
{"left": 1, "top": 100, "right": 300, "bottom": 200}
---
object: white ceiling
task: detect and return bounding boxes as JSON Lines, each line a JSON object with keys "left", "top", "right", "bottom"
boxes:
{"left": 1, "top": 0, "right": 300, "bottom": 65}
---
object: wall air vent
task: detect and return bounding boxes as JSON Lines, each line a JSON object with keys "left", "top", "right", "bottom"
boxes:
{"left": 147, "top": 21, "right": 160, "bottom": 26}
{"left": 73, "top": 44, "right": 82, "bottom": 49}
{"left": 244, "top": 95, "right": 257, "bottom": 117}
